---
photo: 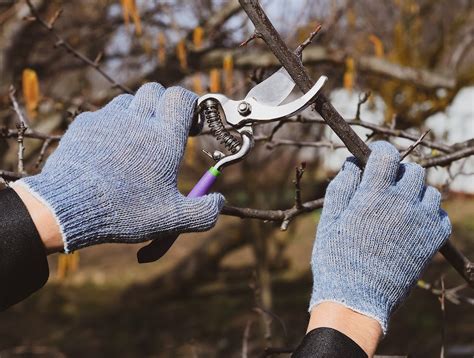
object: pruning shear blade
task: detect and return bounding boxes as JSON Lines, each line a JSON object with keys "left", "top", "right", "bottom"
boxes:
{"left": 245, "top": 67, "right": 296, "bottom": 106}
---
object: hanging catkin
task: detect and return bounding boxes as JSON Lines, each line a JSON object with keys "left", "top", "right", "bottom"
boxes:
{"left": 343, "top": 57, "right": 355, "bottom": 92}
{"left": 209, "top": 69, "right": 220, "bottom": 93}
{"left": 22, "top": 68, "right": 40, "bottom": 118}
{"left": 176, "top": 39, "right": 188, "bottom": 70}
{"left": 223, "top": 54, "right": 233, "bottom": 94}
{"left": 157, "top": 33, "right": 167, "bottom": 65}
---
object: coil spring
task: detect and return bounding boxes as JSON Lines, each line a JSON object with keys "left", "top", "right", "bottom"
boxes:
{"left": 201, "top": 99, "right": 241, "bottom": 154}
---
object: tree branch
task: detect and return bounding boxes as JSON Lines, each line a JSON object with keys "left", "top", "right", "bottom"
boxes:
{"left": 9, "top": 86, "right": 27, "bottom": 174}
{"left": 222, "top": 198, "right": 325, "bottom": 231}
{"left": 25, "top": 0, "right": 133, "bottom": 94}
{"left": 400, "top": 129, "right": 430, "bottom": 160}
{"left": 0, "top": 170, "right": 24, "bottom": 180}
{"left": 420, "top": 146, "right": 474, "bottom": 168}
{"left": 239, "top": 0, "right": 371, "bottom": 165}
{"left": 1, "top": 127, "right": 62, "bottom": 141}
{"left": 294, "top": 163, "right": 305, "bottom": 210}
{"left": 294, "top": 24, "right": 322, "bottom": 59}
{"left": 200, "top": 46, "right": 456, "bottom": 90}
{"left": 237, "top": 0, "right": 473, "bottom": 286}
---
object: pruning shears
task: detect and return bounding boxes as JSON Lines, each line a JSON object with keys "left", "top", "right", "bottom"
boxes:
{"left": 137, "top": 68, "right": 328, "bottom": 263}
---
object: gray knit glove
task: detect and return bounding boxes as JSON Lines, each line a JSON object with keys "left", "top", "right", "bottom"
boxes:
{"left": 310, "top": 141, "right": 451, "bottom": 333}
{"left": 16, "top": 83, "right": 224, "bottom": 252}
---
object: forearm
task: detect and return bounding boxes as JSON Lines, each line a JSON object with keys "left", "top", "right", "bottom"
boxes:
{"left": 0, "top": 188, "right": 50, "bottom": 311}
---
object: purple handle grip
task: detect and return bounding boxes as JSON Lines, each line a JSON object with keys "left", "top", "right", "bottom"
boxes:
{"left": 137, "top": 167, "right": 220, "bottom": 263}
{"left": 187, "top": 168, "right": 220, "bottom": 198}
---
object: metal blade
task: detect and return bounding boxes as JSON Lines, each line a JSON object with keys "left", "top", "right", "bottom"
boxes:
{"left": 245, "top": 67, "right": 295, "bottom": 106}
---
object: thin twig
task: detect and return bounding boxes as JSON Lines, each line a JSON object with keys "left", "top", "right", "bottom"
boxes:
{"left": 0, "top": 127, "right": 62, "bottom": 141}
{"left": 266, "top": 120, "right": 288, "bottom": 142}
{"left": 417, "top": 280, "right": 474, "bottom": 305}
{"left": 283, "top": 116, "right": 455, "bottom": 153}
{"left": 263, "top": 138, "right": 344, "bottom": 150}
{"left": 9, "top": 86, "right": 28, "bottom": 174}
{"left": 222, "top": 198, "right": 324, "bottom": 227}
{"left": 0, "top": 176, "right": 9, "bottom": 188}
{"left": 240, "top": 31, "right": 262, "bottom": 47}
{"left": 25, "top": 0, "right": 133, "bottom": 94}
{"left": 400, "top": 129, "right": 431, "bottom": 160}
{"left": 253, "top": 307, "right": 272, "bottom": 344}
{"left": 355, "top": 91, "right": 370, "bottom": 121}
{"left": 35, "top": 138, "right": 53, "bottom": 169}
{"left": 200, "top": 116, "right": 457, "bottom": 154}
{"left": 440, "top": 276, "right": 446, "bottom": 358}
{"left": 294, "top": 162, "right": 306, "bottom": 209}
{"left": 0, "top": 170, "right": 25, "bottom": 181}
{"left": 294, "top": 23, "right": 322, "bottom": 59}
{"left": 241, "top": 320, "right": 252, "bottom": 358}
{"left": 253, "top": 306, "right": 288, "bottom": 339}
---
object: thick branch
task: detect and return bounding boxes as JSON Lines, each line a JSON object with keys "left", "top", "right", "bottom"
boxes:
{"left": 239, "top": 0, "right": 371, "bottom": 165}
{"left": 200, "top": 0, "right": 242, "bottom": 38}
{"left": 358, "top": 56, "right": 456, "bottom": 89}
{"left": 238, "top": 0, "right": 473, "bottom": 286}
{"left": 201, "top": 46, "right": 455, "bottom": 90}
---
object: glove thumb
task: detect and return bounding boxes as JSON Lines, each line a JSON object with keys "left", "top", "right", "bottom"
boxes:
{"left": 181, "top": 192, "right": 225, "bottom": 232}
{"left": 136, "top": 192, "right": 224, "bottom": 264}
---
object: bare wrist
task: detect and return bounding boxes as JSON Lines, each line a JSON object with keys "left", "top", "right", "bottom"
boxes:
{"left": 12, "top": 184, "right": 63, "bottom": 254}
{"left": 307, "top": 302, "right": 382, "bottom": 357}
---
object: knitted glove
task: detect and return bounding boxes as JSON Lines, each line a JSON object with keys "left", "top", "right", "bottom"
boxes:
{"left": 15, "top": 83, "right": 224, "bottom": 253}
{"left": 310, "top": 141, "right": 451, "bottom": 333}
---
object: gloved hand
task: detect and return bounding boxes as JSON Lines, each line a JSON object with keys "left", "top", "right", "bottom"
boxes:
{"left": 15, "top": 83, "right": 224, "bottom": 253}
{"left": 310, "top": 141, "right": 451, "bottom": 333}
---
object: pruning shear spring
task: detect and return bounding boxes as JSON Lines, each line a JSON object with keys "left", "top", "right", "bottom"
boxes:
{"left": 137, "top": 68, "right": 328, "bottom": 263}
{"left": 188, "top": 69, "right": 328, "bottom": 196}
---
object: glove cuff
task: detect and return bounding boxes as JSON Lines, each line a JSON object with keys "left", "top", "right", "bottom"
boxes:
{"left": 309, "top": 295, "right": 390, "bottom": 335}
{"left": 16, "top": 170, "right": 110, "bottom": 253}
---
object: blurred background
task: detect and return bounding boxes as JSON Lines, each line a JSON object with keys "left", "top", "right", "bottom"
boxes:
{"left": 0, "top": 0, "right": 473, "bottom": 357}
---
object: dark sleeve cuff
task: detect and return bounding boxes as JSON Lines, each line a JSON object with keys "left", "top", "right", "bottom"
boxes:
{"left": 292, "top": 327, "right": 368, "bottom": 358}
{"left": 0, "top": 188, "right": 49, "bottom": 311}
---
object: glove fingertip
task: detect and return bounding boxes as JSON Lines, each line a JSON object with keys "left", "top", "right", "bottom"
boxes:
{"left": 105, "top": 94, "right": 134, "bottom": 111}
{"left": 363, "top": 141, "right": 400, "bottom": 187}
{"left": 158, "top": 86, "right": 199, "bottom": 149}
{"left": 163, "top": 86, "right": 198, "bottom": 120}
{"left": 129, "top": 82, "right": 166, "bottom": 117}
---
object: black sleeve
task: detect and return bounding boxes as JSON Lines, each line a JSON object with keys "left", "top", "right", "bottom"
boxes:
{"left": 292, "top": 327, "right": 368, "bottom": 358}
{"left": 0, "top": 188, "right": 49, "bottom": 311}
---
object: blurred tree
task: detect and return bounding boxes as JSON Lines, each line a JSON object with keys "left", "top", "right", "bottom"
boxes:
{"left": 0, "top": 0, "right": 473, "bottom": 356}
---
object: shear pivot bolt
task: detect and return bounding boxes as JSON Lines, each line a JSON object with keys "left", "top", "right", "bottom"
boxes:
{"left": 238, "top": 101, "right": 252, "bottom": 116}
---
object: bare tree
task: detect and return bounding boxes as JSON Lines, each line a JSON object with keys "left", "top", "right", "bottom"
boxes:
{"left": 0, "top": 0, "right": 473, "bottom": 356}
